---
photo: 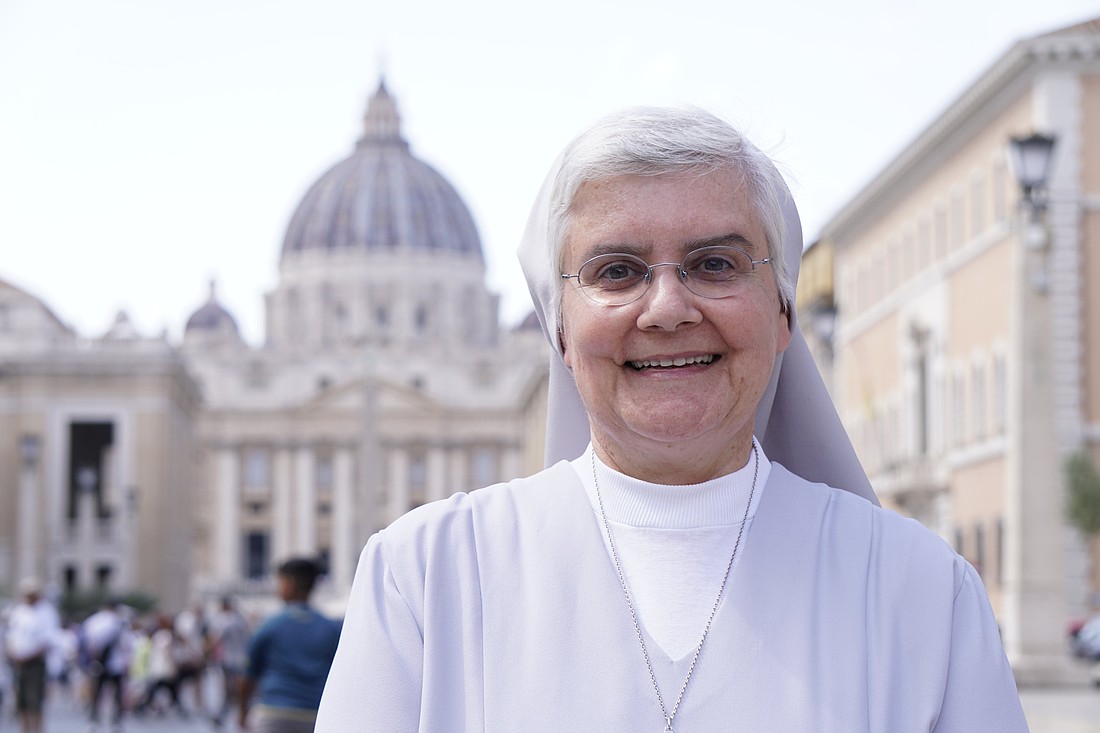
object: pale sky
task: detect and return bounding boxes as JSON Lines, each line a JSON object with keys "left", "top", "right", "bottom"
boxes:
{"left": 1, "top": 0, "right": 1096, "bottom": 345}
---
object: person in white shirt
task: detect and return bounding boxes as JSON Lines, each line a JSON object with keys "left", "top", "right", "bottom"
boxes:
{"left": 3, "top": 578, "right": 59, "bottom": 733}
{"left": 316, "top": 106, "right": 1028, "bottom": 731}
{"left": 82, "top": 600, "right": 133, "bottom": 732}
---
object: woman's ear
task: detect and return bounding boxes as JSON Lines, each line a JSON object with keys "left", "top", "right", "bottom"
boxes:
{"left": 558, "top": 326, "right": 572, "bottom": 369}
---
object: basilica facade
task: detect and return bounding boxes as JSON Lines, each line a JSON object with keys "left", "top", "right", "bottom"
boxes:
{"left": 0, "top": 82, "right": 549, "bottom": 612}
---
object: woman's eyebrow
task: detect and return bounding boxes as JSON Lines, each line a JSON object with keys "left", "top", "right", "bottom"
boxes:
{"left": 577, "top": 241, "right": 649, "bottom": 259}
{"left": 684, "top": 232, "right": 756, "bottom": 251}
{"left": 572, "top": 232, "right": 757, "bottom": 264}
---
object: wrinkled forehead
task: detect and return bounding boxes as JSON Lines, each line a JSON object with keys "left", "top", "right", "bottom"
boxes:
{"left": 562, "top": 170, "right": 768, "bottom": 261}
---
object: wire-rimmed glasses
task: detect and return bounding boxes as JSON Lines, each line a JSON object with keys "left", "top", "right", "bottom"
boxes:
{"left": 560, "top": 246, "right": 773, "bottom": 306}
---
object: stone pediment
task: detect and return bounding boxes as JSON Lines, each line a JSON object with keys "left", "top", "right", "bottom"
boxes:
{"left": 298, "top": 373, "right": 444, "bottom": 418}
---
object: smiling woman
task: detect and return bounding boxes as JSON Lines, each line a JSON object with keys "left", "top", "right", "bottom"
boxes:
{"left": 315, "top": 106, "right": 1028, "bottom": 732}
{"left": 558, "top": 169, "right": 789, "bottom": 484}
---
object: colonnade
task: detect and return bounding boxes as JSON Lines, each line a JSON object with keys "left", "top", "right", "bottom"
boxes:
{"left": 210, "top": 441, "right": 523, "bottom": 591}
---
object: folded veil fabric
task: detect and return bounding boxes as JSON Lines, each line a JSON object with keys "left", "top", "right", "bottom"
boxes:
{"left": 516, "top": 131, "right": 878, "bottom": 505}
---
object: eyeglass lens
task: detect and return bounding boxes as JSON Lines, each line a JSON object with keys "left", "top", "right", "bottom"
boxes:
{"left": 574, "top": 246, "right": 757, "bottom": 304}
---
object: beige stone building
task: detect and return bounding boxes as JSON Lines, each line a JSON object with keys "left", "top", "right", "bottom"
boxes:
{"left": 809, "top": 17, "right": 1100, "bottom": 684}
{"left": 0, "top": 299, "right": 201, "bottom": 612}
{"left": 0, "top": 82, "right": 548, "bottom": 613}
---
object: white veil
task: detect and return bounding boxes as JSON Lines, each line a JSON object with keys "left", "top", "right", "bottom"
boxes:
{"left": 516, "top": 122, "right": 878, "bottom": 505}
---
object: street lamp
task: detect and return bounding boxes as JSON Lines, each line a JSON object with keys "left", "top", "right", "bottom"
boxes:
{"left": 1008, "top": 133, "right": 1057, "bottom": 290}
{"left": 1008, "top": 133, "right": 1057, "bottom": 219}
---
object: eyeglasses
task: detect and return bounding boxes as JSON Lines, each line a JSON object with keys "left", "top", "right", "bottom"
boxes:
{"left": 560, "top": 246, "right": 773, "bottom": 306}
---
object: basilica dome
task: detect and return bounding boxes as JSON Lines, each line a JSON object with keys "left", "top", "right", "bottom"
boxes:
{"left": 280, "top": 80, "right": 482, "bottom": 261}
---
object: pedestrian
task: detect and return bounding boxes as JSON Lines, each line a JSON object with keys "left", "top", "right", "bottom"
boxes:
{"left": 316, "top": 105, "right": 1027, "bottom": 730}
{"left": 238, "top": 558, "right": 340, "bottom": 732}
{"left": 133, "top": 614, "right": 186, "bottom": 718}
{"left": 172, "top": 604, "right": 207, "bottom": 715}
{"left": 3, "top": 578, "right": 59, "bottom": 733}
{"left": 207, "top": 596, "right": 249, "bottom": 728}
{"left": 82, "top": 599, "right": 132, "bottom": 732}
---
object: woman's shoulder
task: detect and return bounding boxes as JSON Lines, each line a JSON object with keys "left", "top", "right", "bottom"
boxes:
{"left": 767, "top": 463, "right": 967, "bottom": 587}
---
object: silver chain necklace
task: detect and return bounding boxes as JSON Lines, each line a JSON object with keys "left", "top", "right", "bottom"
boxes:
{"left": 590, "top": 444, "right": 758, "bottom": 733}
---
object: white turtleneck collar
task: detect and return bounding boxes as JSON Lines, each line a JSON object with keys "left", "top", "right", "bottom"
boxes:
{"left": 571, "top": 438, "right": 771, "bottom": 530}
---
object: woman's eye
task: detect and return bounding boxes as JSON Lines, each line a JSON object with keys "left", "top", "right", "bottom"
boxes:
{"left": 601, "top": 262, "right": 637, "bottom": 280}
{"left": 700, "top": 256, "right": 734, "bottom": 272}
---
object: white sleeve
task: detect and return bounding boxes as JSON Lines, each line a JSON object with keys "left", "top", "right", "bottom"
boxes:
{"left": 933, "top": 562, "right": 1029, "bottom": 732}
{"left": 315, "top": 535, "right": 424, "bottom": 732}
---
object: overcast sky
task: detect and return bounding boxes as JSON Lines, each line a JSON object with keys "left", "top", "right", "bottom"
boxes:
{"left": 1, "top": 0, "right": 1096, "bottom": 345}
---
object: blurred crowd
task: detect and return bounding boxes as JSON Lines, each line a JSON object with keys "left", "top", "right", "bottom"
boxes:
{"left": 2, "top": 584, "right": 263, "bottom": 731}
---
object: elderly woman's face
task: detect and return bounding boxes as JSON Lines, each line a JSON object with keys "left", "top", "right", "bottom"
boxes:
{"left": 560, "top": 169, "right": 791, "bottom": 477}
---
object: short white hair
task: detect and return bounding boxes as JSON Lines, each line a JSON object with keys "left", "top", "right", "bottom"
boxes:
{"left": 547, "top": 106, "right": 794, "bottom": 327}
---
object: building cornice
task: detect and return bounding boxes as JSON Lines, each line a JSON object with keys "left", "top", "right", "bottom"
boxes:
{"left": 820, "top": 30, "right": 1100, "bottom": 245}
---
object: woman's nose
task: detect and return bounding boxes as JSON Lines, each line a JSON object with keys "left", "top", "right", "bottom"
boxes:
{"left": 636, "top": 265, "right": 703, "bottom": 331}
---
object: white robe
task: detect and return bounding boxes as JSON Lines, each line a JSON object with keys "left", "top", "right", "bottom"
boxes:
{"left": 316, "top": 462, "right": 1027, "bottom": 732}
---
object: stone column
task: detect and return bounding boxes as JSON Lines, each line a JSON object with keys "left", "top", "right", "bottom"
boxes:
{"left": 332, "top": 448, "right": 355, "bottom": 588}
{"left": 295, "top": 447, "right": 317, "bottom": 555}
{"left": 1004, "top": 197, "right": 1070, "bottom": 683}
{"left": 428, "top": 447, "right": 447, "bottom": 502}
{"left": 214, "top": 448, "right": 240, "bottom": 582}
{"left": 386, "top": 447, "right": 408, "bottom": 525}
{"left": 449, "top": 446, "right": 469, "bottom": 494}
{"left": 272, "top": 448, "right": 293, "bottom": 564}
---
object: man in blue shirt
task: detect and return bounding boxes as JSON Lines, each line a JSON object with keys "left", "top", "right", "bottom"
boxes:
{"left": 238, "top": 558, "right": 341, "bottom": 732}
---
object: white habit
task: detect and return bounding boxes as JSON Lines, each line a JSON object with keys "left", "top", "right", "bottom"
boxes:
{"left": 316, "top": 459, "right": 1026, "bottom": 732}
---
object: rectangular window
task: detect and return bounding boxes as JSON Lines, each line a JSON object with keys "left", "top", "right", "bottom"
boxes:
{"left": 408, "top": 452, "right": 427, "bottom": 510}
{"left": 993, "top": 354, "right": 1007, "bottom": 434}
{"left": 244, "top": 532, "right": 269, "bottom": 579}
{"left": 970, "top": 174, "right": 985, "bottom": 237}
{"left": 972, "top": 363, "right": 986, "bottom": 440}
{"left": 953, "top": 373, "right": 966, "bottom": 446}
{"left": 951, "top": 190, "right": 965, "bottom": 250}
{"left": 901, "top": 230, "right": 915, "bottom": 281}
{"left": 917, "top": 215, "right": 932, "bottom": 272}
{"left": 871, "top": 253, "right": 885, "bottom": 304}
{"left": 887, "top": 239, "right": 900, "bottom": 290}
{"left": 95, "top": 565, "right": 113, "bottom": 591}
{"left": 68, "top": 421, "right": 115, "bottom": 521}
{"left": 409, "top": 453, "right": 427, "bottom": 491}
{"left": 934, "top": 203, "right": 948, "bottom": 261}
{"left": 316, "top": 454, "right": 333, "bottom": 490}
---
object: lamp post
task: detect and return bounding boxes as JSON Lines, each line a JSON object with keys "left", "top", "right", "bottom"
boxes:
{"left": 1004, "top": 131, "right": 1064, "bottom": 683}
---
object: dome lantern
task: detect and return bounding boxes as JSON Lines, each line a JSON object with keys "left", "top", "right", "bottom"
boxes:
{"left": 280, "top": 81, "right": 483, "bottom": 261}
{"left": 357, "top": 79, "right": 407, "bottom": 150}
